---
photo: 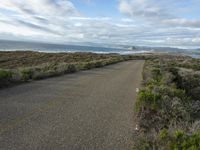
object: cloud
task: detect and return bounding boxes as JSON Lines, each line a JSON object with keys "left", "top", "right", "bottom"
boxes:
{"left": 0, "top": 0, "right": 78, "bottom": 36}
{"left": 116, "top": 0, "right": 200, "bottom": 47}
{"left": 118, "top": 0, "right": 173, "bottom": 20}
{"left": 69, "top": 17, "right": 111, "bottom": 21}
{"left": 0, "top": 0, "right": 200, "bottom": 48}
{"left": 162, "top": 19, "right": 200, "bottom": 28}
{"left": 118, "top": 0, "right": 200, "bottom": 28}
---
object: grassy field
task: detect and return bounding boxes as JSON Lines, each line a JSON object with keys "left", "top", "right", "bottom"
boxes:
{"left": 134, "top": 54, "right": 200, "bottom": 150}
{"left": 0, "top": 51, "right": 141, "bottom": 88}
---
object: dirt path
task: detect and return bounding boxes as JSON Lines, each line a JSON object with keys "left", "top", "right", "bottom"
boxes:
{"left": 0, "top": 60, "right": 144, "bottom": 150}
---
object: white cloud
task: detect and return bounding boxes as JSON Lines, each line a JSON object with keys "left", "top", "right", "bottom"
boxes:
{"left": 69, "top": 17, "right": 111, "bottom": 21}
{"left": 162, "top": 19, "right": 200, "bottom": 28}
{"left": 121, "top": 18, "right": 133, "bottom": 22}
{"left": 118, "top": 0, "right": 200, "bottom": 28}
{"left": 116, "top": 0, "right": 200, "bottom": 47}
{"left": 0, "top": 0, "right": 200, "bottom": 48}
{"left": 118, "top": 0, "right": 171, "bottom": 20}
{"left": 0, "top": 0, "right": 79, "bottom": 36}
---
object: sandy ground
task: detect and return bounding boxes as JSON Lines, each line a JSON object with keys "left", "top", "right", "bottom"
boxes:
{"left": 0, "top": 60, "right": 144, "bottom": 150}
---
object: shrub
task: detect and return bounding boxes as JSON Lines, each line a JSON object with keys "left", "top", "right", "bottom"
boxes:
{"left": 94, "top": 61, "right": 104, "bottom": 68}
{"left": 133, "top": 133, "right": 153, "bottom": 150}
{"left": 191, "top": 100, "right": 200, "bottom": 120}
{"left": 136, "top": 88, "right": 161, "bottom": 111}
{"left": 177, "top": 73, "right": 200, "bottom": 100}
{"left": 20, "top": 69, "right": 33, "bottom": 81}
{"left": 169, "top": 131, "right": 200, "bottom": 150}
{"left": 152, "top": 68, "right": 162, "bottom": 82}
{"left": 0, "top": 70, "right": 12, "bottom": 87}
{"left": 82, "top": 62, "right": 95, "bottom": 70}
{"left": 0, "top": 70, "right": 12, "bottom": 80}
{"left": 66, "top": 64, "right": 77, "bottom": 73}
{"left": 159, "top": 129, "right": 168, "bottom": 140}
{"left": 102, "top": 59, "right": 113, "bottom": 66}
{"left": 44, "top": 62, "right": 58, "bottom": 71}
{"left": 32, "top": 70, "right": 56, "bottom": 80}
{"left": 146, "top": 79, "right": 162, "bottom": 89}
{"left": 154, "top": 86, "right": 189, "bottom": 102}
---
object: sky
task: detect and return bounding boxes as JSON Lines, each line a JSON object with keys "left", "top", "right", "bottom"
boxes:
{"left": 0, "top": 0, "right": 200, "bottom": 48}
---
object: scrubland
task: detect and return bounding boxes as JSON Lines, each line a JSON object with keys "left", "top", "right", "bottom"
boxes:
{"left": 0, "top": 51, "right": 140, "bottom": 88}
{"left": 1, "top": 51, "right": 199, "bottom": 149}
{"left": 134, "top": 54, "right": 200, "bottom": 150}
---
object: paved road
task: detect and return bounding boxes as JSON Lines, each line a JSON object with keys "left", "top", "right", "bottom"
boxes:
{"left": 0, "top": 60, "right": 144, "bottom": 150}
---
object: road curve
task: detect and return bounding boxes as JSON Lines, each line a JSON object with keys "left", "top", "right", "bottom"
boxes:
{"left": 0, "top": 60, "right": 144, "bottom": 150}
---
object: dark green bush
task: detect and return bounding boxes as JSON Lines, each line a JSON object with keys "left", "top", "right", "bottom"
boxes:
{"left": 136, "top": 129, "right": 200, "bottom": 150}
{"left": 169, "top": 131, "right": 200, "bottom": 150}
{"left": 0, "top": 70, "right": 12, "bottom": 87}
{"left": 0, "top": 70, "right": 12, "bottom": 80}
{"left": 66, "top": 64, "right": 77, "bottom": 73}
{"left": 154, "top": 86, "right": 189, "bottom": 102}
{"left": 136, "top": 88, "right": 161, "bottom": 111}
{"left": 177, "top": 74, "right": 200, "bottom": 100}
{"left": 20, "top": 69, "right": 33, "bottom": 81}
{"left": 82, "top": 62, "right": 95, "bottom": 70}
{"left": 94, "top": 61, "right": 104, "bottom": 68}
{"left": 159, "top": 128, "right": 168, "bottom": 140}
{"left": 152, "top": 68, "right": 162, "bottom": 82}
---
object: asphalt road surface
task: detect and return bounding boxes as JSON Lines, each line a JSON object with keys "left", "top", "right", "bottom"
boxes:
{"left": 0, "top": 60, "right": 144, "bottom": 150}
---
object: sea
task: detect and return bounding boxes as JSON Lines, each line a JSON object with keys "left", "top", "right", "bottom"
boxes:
{"left": 0, "top": 40, "right": 149, "bottom": 55}
{"left": 0, "top": 40, "right": 199, "bottom": 58}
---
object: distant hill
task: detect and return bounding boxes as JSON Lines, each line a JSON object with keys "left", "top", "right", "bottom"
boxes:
{"left": 122, "top": 45, "right": 200, "bottom": 58}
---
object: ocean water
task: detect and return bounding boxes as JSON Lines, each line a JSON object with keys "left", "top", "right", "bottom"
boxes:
{"left": 0, "top": 40, "right": 149, "bottom": 55}
{"left": 0, "top": 40, "right": 199, "bottom": 58}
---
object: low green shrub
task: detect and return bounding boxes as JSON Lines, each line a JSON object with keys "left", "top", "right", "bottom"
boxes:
{"left": 152, "top": 68, "right": 162, "bottom": 82}
{"left": 82, "top": 62, "right": 95, "bottom": 70}
{"left": 163, "top": 130, "right": 200, "bottom": 150}
{"left": 44, "top": 62, "right": 58, "bottom": 71}
{"left": 94, "top": 61, "right": 104, "bottom": 68}
{"left": 66, "top": 64, "right": 77, "bottom": 73}
{"left": 136, "top": 88, "right": 161, "bottom": 111}
{"left": 0, "top": 70, "right": 12, "bottom": 80}
{"left": 20, "top": 69, "right": 33, "bottom": 81}
{"left": 102, "top": 59, "right": 113, "bottom": 66}
{"left": 146, "top": 79, "right": 162, "bottom": 89}
{"left": 32, "top": 70, "right": 54, "bottom": 80}
{"left": 0, "top": 69, "right": 13, "bottom": 87}
{"left": 159, "top": 128, "right": 168, "bottom": 140}
{"left": 135, "top": 129, "right": 200, "bottom": 150}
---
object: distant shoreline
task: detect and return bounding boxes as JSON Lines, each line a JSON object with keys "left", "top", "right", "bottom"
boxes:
{"left": 0, "top": 40, "right": 199, "bottom": 58}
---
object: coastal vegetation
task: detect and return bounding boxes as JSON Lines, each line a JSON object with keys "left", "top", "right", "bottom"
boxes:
{"left": 0, "top": 51, "right": 139, "bottom": 88}
{"left": 1, "top": 51, "right": 199, "bottom": 149}
{"left": 134, "top": 54, "right": 200, "bottom": 150}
